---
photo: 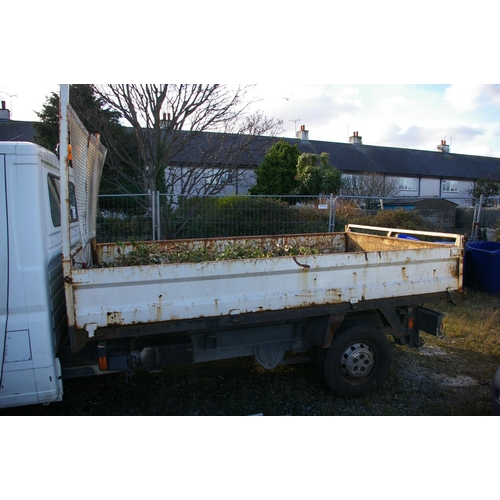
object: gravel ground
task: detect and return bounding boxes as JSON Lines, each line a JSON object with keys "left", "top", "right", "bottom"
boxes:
{"left": 1, "top": 331, "right": 498, "bottom": 416}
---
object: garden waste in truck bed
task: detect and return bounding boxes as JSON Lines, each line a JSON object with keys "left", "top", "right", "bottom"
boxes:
{"left": 66, "top": 225, "right": 464, "bottom": 333}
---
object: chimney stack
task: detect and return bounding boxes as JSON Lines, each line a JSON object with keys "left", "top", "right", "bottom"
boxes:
{"left": 437, "top": 139, "right": 450, "bottom": 154}
{"left": 349, "top": 131, "right": 362, "bottom": 145}
{"left": 296, "top": 124, "right": 309, "bottom": 142}
{"left": 0, "top": 101, "right": 11, "bottom": 122}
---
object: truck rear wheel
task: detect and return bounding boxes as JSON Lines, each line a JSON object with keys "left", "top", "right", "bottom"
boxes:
{"left": 323, "top": 323, "right": 390, "bottom": 397}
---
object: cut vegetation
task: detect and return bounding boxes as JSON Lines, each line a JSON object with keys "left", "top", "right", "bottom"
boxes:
{"left": 110, "top": 240, "right": 320, "bottom": 267}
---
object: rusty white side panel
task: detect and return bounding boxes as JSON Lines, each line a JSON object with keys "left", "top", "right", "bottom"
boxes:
{"left": 70, "top": 244, "right": 462, "bottom": 333}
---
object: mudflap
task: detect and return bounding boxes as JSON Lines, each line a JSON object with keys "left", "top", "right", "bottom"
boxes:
{"left": 382, "top": 305, "right": 445, "bottom": 348}
{"left": 416, "top": 306, "right": 445, "bottom": 339}
{"left": 408, "top": 306, "right": 445, "bottom": 347}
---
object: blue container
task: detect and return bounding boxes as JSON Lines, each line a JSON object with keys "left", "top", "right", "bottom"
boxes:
{"left": 463, "top": 245, "right": 475, "bottom": 289}
{"left": 466, "top": 241, "right": 500, "bottom": 295}
{"left": 397, "top": 234, "right": 420, "bottom": 241}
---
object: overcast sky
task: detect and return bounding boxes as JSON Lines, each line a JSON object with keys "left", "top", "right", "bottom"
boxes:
{"left": 2, "top": 83, "right": 500, "bottom": 158}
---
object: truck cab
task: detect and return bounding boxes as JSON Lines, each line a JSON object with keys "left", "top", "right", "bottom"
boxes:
{"left": 0, "top": 141, "right": 77, "bottom": 408}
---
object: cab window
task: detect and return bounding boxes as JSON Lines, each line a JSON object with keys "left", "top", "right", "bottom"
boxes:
{"left": 47, "top": 174, "right": 78, "bottom": 227}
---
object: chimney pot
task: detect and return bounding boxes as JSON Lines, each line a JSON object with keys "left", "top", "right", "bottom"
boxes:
{"left": 296, "top": 125, "right": 309, "bottom": 142}
{"left": 437, "top": 139, "right": 450, "bottom": 153}
{"left": 349, "top": 131, "right": 362, "bottom": 145}
{"left": 1, "top": 101, "right": 5, "bottom": 110}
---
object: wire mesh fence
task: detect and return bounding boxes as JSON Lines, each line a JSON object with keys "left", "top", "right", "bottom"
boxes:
{"left": 97, "top": 193, "right": 155, "bottom": 242}
{"left": 159, "top": 194, "right": 332, "bottom": 240}
{"left": 332, "top": 196, "right": 500, "bottom": 236}
{"left": 96, "top": 194, "right": 332, "bottom": 242}
{"left": 96, "top": 193, "right": 500, "bottom": 243}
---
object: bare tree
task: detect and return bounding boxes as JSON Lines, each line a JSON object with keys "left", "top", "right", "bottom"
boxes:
{"left": 91, "top": 84, "right": 283, "bottom": 196}
{"left": 467, "top": 178, "right": 500, "bottom": 206}
{"left": 340, "top": 172, "right": 400, "bottom": 200}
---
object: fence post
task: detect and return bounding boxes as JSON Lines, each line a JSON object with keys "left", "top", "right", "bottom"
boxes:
{"left": 328, "top": 194, "right": 334, "bottom": 232}
{"left": 156, "top": 191, "right": 161, "bottom": 240}
{"left": 151, "top": 191, "right": 162, "bottom": 241}
{"left": 330, "top": 194, "right": 340, "bottom": 232}
{"left": 151, "top": 191, "right": 156, "bottom": 241}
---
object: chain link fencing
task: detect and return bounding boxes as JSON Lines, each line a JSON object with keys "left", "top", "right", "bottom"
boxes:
{"left": 96, "top": 193, "right": 500, "bottom": 243}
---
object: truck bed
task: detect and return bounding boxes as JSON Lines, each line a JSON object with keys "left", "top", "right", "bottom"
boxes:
{"left": 67, "top": 226, "right": 463, "bottom": 338}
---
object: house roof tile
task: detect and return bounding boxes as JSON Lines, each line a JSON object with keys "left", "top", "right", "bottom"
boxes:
{"left": 2, "top": 119, "right": 500, "bottom": 182}
{"left": 287, "top": 138, "right": 500, "bottom": 181}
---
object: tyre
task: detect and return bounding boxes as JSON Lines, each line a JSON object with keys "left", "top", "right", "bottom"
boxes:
{"left": 314, "top": 346, "right": 327, "bottom": 380}
{"left": 323, "top": 323, "right": 391, "bottom": 397}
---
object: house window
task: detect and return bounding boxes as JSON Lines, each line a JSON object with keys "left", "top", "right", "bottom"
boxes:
{"left": 48, "top": 174, "right": 78, "bottom": 227}
{"left": 442, "top": 180, "right": 459, "bottom": 193}
{"left": 399, "top": 177, "right": 418, "bottom": 191}
{"left": 205, "top": 169, "right": 233, "bottom": 186}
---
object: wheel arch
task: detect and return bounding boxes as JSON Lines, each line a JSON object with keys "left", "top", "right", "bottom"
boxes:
{"left": 305, "top": 309, "right": 390, "bottom": 349}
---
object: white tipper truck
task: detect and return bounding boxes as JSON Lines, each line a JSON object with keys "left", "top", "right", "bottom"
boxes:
{"left": 0, "top": 96, "right": 464, "bottom": 409}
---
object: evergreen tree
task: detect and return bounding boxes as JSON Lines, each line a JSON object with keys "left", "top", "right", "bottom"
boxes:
{"left": 33, "top": 85, "right": 140, "bottom": 194}
{"left": 295, "top": 152, "right": 342, "bottom": 195}
{"left": 249, "top": 139, "right": 300, "bottom": 195}
{"left": 33, "top": 92, "right": 60, "bottom": 152}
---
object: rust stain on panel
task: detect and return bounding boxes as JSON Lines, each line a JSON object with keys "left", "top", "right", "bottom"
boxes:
{"left": 106, "top": 311, "right": 124, "bottom": 326}
{"left": 402, "top": 267, "right": 409, "bottom": 280}
{"left": 448, "top": 261, "right": 460, "bottom": 279}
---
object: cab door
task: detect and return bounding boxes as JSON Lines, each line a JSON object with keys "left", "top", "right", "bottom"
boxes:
{"left": 0, "top": 154, "right": 8, "bottom": 383}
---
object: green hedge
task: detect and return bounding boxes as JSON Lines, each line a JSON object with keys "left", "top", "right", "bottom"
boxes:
{"left": 169, "top": 197, "right": 330, "bottom": 239}
{"left": 340, "top": 209, "right": 428, "bottom": 232}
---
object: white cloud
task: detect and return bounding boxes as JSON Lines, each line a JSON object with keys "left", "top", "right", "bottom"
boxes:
{"left": 340, "top": 87, "right": 359, "bottom": 97}
{"left": 444, "top": 84, "right": 484, "bottom": 112}
{"left": 481, "top": 85, "right": 500, "bottom": 107}
{"left": 393, "top": 96, "right": 408, "bottom": 107}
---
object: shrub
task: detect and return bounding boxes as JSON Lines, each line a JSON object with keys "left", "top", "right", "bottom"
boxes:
{"left": 96, "top": 213, "right": 153, "bottom": 242}
{"left": 98, "top": 196, "right": 332, "bottom": 242}
{"left": 162, "top": 196, "right": 330, "bottom": 239}
{"left": 349, "top": 209, "right": 428, "bottom": 231}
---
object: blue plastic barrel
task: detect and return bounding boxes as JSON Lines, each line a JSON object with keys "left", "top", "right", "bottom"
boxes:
{"left": 466, "top": 241, "right": 500, "bottom": 295}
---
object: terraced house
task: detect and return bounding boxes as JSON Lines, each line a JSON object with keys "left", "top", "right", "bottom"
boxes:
{"left": 286, "top": 126, "right": 500, "bottom": 205}
{"left": 1, "top": 102, "right": 499, "bottom": 203}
